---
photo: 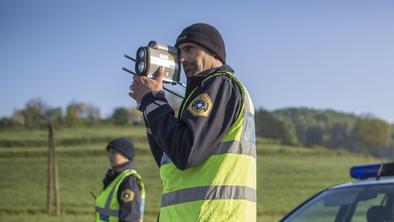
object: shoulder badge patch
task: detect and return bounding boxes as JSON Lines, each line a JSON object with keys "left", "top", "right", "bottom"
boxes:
{"left": 121, "top": 188, "right": 134, "bottom": 203}
{"left": 187, "top": 93, "right": 213, "bottom": 117}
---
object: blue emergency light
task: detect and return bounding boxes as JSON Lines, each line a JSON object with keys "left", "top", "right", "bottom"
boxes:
{"left": 350, "top": 163, "right": 394, "bottom": 180}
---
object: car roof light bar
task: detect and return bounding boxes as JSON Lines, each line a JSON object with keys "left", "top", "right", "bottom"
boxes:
{"left": 350, "top": 162, "right": 394, "bottom": 180}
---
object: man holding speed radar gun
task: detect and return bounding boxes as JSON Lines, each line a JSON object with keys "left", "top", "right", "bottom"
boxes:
{"left": 129, "top": 23, "right": 256, "bottom": 221}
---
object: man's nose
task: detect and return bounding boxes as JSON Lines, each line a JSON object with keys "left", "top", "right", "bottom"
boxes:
{"left": 179, "top": 52, "right": 187, "bottom": 63}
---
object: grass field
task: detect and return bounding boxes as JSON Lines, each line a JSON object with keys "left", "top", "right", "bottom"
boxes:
{"left": 0, "top": 126, "right": 379, "bottom": 222}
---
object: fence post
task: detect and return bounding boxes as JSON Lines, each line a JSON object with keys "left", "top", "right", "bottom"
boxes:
{"left": 53, "top": 126, "right": 61, "bottom": 215}
{"left": 47, "top": 122, "right": 54, "bottom": 214}
{"left": 47, "top": 121, "right": 61, "bottom": 215}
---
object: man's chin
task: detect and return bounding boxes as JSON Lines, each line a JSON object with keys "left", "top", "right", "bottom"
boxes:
{"left": 185, "top": 70, "right": 198, "bottom": 77}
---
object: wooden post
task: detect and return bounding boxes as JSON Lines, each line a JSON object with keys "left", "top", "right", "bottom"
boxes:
{"left": 52, "top": 129, "right": 61, "bottom": 215}
{"left": 47, "top": 122, "right": 54, "bottom": 214}
{"left": 47, "top": 121, "right": 61, "bottom": 215}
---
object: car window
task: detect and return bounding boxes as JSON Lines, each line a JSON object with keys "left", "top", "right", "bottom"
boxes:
{"left": 290, "top": 200, "right": 340, "bottom": 222}
{"left": 282, "top": 184, "right": 394, "bottom": 222}
{"left": 352, "top": 193, "right": 386, "bottom": 222}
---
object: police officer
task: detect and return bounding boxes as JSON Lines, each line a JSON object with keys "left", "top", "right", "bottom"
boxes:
{"left": 130, "top": 23, "right": 256, "bottom": 221}
{"left": 95, "top": 137, "right": 145, "bottom": 222}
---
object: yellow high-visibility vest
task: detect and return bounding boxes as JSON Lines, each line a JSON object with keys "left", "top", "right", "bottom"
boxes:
{"left": 159, "top": 71, "right": 256, "bottom": 222}
{"left": 96, "top": 169, "right": 145, "bottom": 222}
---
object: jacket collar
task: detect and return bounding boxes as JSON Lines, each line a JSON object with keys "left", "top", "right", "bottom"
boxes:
{"left": 103, "top": 161, "right": 134, "bottom": 188}
{"left": 185, "top": 65, "right": 234, "bottom": 95}
{"left": 112, "top": 161, "right": 134, "bottom": 173}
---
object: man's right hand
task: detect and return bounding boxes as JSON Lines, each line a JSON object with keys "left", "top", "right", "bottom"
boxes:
{"left": 129, "top": 67, "right": 165, "bottom": 103}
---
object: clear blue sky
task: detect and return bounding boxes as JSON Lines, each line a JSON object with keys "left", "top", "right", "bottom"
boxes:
{"left": 1, "top": 1, "right": 394, "bottom": 123}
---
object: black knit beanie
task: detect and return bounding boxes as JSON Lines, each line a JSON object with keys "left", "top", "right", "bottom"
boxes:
{"left": 106, "top": 137, "right": 135, "bottom": 161}
{"left": 175, "top": 23, "right": 226, "bottom": 64}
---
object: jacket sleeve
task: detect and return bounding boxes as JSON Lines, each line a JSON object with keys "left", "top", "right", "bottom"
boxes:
{"left": 117, "top": 175, "right": 142, "bottom": 222}
{"left": 146, "top": 130, "right": 163, "bottom": 167}
{"left": 139, "top": 75, "right": 242, "bottom": 170}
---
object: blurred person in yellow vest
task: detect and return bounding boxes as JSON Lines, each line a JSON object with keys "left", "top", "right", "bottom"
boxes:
{"left": 130, "top": 23, "right": 256, "bottom": 221}
{"left": 95, "top": 137, "right": 145, "bottom": 222}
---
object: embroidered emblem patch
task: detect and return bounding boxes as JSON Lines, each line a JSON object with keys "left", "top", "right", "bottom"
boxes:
{"left": 121, "top": 189, "right": 134, "bottom": 203}
{"left": 188, "top": 93, "right": 213, "bottom": 117}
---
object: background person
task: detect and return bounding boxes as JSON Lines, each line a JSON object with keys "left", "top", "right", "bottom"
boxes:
{"left": 95, "top": 137, "right": 145, "bottom": 222}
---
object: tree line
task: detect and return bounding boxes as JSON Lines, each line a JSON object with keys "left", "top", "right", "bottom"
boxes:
{"left": 1, "top": 99, "right": 393, "bottom": 157}
{"left": 0, "top": 98, "right": 143, "bottom": 129}
{"left": 256, "top": 107, "right": 393, "bottom": 157}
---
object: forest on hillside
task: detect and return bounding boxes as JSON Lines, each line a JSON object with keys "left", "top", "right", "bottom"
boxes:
{"left": 256, "top": 108, "right": 393, "bottom": 157}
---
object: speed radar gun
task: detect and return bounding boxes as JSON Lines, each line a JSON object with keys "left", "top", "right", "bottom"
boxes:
{"left": 122, "top": 41, "right": 185, "bottom": 98}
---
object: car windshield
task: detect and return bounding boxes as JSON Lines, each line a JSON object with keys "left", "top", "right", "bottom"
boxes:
{"left": 282, "top": 183, "right": 394, "bottom": 222}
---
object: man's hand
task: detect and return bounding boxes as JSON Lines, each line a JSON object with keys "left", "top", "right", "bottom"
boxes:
{"left": 129, "top": 67, "right": 165, "bottom": 102}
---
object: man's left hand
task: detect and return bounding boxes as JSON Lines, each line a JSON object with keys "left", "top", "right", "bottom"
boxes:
{"left": 130, "top": 67, "right": 165, "bottom": 102}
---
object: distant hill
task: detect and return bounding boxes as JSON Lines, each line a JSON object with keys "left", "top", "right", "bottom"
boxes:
{"left": 255, "top": 107, "right": 393, "bottom": 157}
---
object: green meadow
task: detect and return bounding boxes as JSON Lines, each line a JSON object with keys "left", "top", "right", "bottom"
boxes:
{"left": 0, "top": 126, "right": 379, "bottom": 222}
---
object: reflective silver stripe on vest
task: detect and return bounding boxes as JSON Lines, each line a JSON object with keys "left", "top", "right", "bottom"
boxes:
{"left": 96, "top": 206, "right": 118, "bottom": 217}
{"left": 161, "top": 185, "right": 256, "bottom": 207}
{"left": 215, "top": 141, "right": 256, "bottom": 158}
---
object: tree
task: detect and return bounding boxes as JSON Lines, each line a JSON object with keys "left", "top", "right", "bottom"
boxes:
{"left": 255, "top": 108, "right": 297, "bottom": 145}
{"left": 46, "top": 108, "right": 63, "bottom": 126}
{"left": 112, "top": 107, "right": 131, "bottom": 125}
{"left": 65, "top": 102, "right": 85, "bottom": 127}
{"left": 11, "top": 109, "right": 26, "bottom": 127}
{"left": 85, "top": 105, "right": 100, "bottom": 124}
{"left": 305, "top": 127, "right": 323, "bottom": 146}
{"left": 65, "top": 102, "right": 100, "bottom": 126}
{"left": 22, "top": 98, "right": 48, "bottom": 128}
{"left": 65, "top": 103, "right": 80, "bottom": 127}
{"left": 352, "top": 118, "right": 392, "bottom": 150}
{"left": 325, "top": 123, "right": 350, "bottom": 148}
{"left": 129, "top": 108, "right": 143, "bottom": 125}
{"left": 0, "top": 117, "right": 14, "bottom": 129}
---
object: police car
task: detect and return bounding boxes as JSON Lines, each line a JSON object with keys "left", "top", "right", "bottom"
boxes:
{"left": 280, "top": 163, "right": 394, "bottom": 222}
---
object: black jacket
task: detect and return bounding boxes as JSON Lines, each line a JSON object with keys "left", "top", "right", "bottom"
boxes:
{"left": 103, "top": 161, "right": 142, "bottom": 222}
{"left": 139, "top": 65, "right": 242, "bottom": 170}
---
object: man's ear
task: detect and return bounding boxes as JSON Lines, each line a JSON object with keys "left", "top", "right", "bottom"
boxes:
{"left": 214, "top": 57, "right": 223, "bottom": 66}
